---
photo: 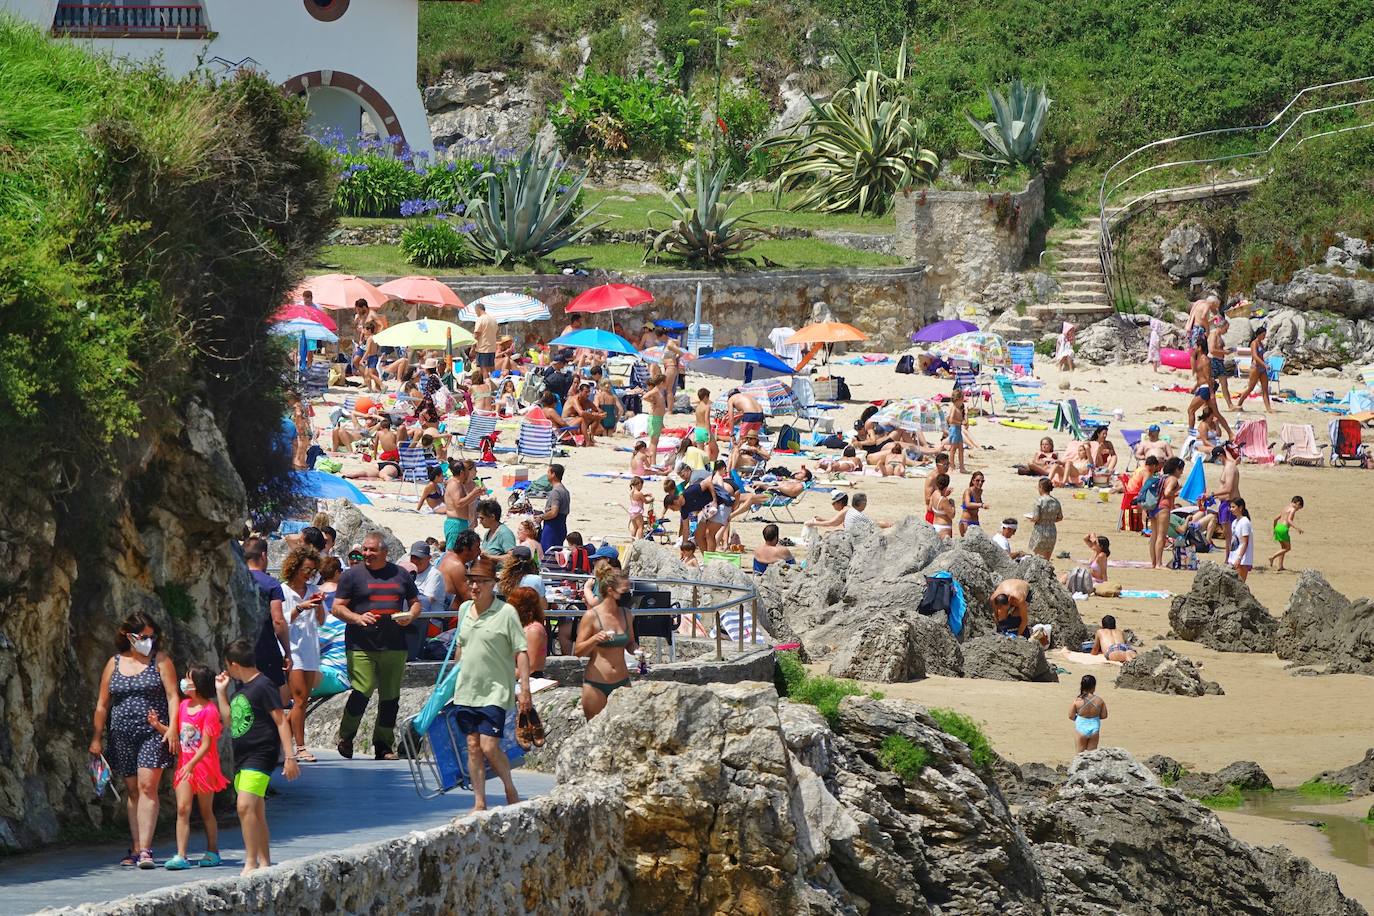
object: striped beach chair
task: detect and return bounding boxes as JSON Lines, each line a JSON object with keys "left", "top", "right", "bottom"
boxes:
{"left": 1009, "top": 340, "right": 1035, "bottom": 377}
{"left": 396, "top": 442, "right": 434, "bottom": 498}
{"left": 516, "top": 419, "right": 555, "bottom": 465}
{"left": 458, "top": 409, "right": 499, "bottom": 460}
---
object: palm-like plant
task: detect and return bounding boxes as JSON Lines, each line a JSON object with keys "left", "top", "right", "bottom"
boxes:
{"left": 960, "top": 79, "right": 1052, "bottom": 168}
{"left": 464, "top": 139, "right": 607, "bottom": 267}
{"left": 648, "top": 159, "right": 773, "bottom": 265}
{"left": 760, "top": 40, "right": 939, "bottom": 216}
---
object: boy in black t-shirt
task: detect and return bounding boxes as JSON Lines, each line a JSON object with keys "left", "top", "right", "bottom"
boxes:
{"left": 216, "top": 639, "right": 298, "bottom": 875}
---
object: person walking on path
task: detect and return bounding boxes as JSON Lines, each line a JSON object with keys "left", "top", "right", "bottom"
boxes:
{"left": 1070, "top": 674, "right": 1107, "bottom": 753}
{"left": 216, "top": 640, "right": 299, "bottom": 876}
{"left": 89, "top": 612, "right": 179, "bottom": 869}
{"left": 330, "top": 532, "right": 420, "bottom": 760}
{"left": 451, "top": 557, "right": 533, "bottom": 811}
{"left": 538, "top": 464, "right": 572, "bottom": 554}
{"left": 280, "top": 546, "right": 325, "bottom": 762}
{"left": 148, "top": 664, "right": 228, "bottom": 870}
{"left": 473, "top": 301, "right": 498, "bottom": 370}
{"left": 1025, "top": 478, "right": 1063, "bottom": 560}
{"left": 243, "top": 537, "right": 290, "bottom": 704}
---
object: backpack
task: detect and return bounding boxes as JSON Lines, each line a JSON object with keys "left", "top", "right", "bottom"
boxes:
{"left": 1133, "top": 474, "right": 1162, "bottom": 512}
{"left": 774, "top": 425, "right": 802, "bottom": 452}
{"left": 896, "top": 354, "right": 915, "bottom": 375}
{"left": 834, "top": 375, "right": 852, "bottom": 400}
{"left": 916, "top": 576, "right": 953, "bottom": 617}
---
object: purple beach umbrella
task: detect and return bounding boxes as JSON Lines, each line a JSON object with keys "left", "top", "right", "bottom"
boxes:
{"left": 912, "top": 319, "right": 978, "bottom": 344}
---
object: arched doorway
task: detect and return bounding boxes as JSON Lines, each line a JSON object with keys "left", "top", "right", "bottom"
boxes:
{"left": 281, "top": 70, "right": 407, "bottom": 146}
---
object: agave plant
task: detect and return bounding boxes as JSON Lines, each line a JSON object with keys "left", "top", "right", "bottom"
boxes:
{"left": 759, "top": 40, "right": 939, "bottom": 216}
{"left": 961, "top": 79, "right": 1052, "bottom": 168}
{"left": 648, "top": 160, "right": 773, "bottom": 265}
{"left": 463, "top": 139, "right": 607, "bottom": 267}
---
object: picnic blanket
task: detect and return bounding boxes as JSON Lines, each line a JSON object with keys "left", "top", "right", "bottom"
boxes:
{"left": 1058, "top": 648, "right": 1122, "bottom": 667}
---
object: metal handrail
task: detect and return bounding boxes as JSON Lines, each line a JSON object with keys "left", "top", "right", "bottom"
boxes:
{"left": 1097, "top": 75, "right": 1374, "bottom": 308}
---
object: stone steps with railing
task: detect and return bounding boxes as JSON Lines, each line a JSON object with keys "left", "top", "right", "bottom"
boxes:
{"left": 1034, "top": 219, "right": 1113, "bottom": 322}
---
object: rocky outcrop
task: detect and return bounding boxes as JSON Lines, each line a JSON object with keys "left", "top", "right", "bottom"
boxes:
{"left": 0, "top": 400, "right": 258, "bottom": 849}
{"left": 1168, "top": 562, "right": 1278, "bottom": 652}
{"left": 1019, "top": 749, "right": 1364, "bottom": 916}
{"left": 1160, "top": 222, "right": 1215, "bottom": 280}
{"left": 1275, "top": 570, "right": 1374, "bottom": 675}
{"left": 1114, "top": 645, "right": 1224, "bottom": 696}
{"left": 757, "top": 520, "right": 1086, "bottom": 681}
{"left": 1311, "top": 749, "right": 1374, "bottom": 797}
{"left": 1260, "top": 306, "right": 1374, "bottom": 369}
{"left": 1175, "top": 760, "right": 1274, "bottom": 799}
{"left": 1324, "top": 233, "right": 1373, "bottom": 272}
{"left": 1074, "top": 314, "right": 1149, "bottom": 364}
{"left": 962, "top": 634, "right": 1059, "bottom": 682}
{"left": 324, "top": 498, "right": 406, "bottom": 559}
{"left": 1254, "top": 266, "right": 1374, "bottom": 321}
{"left": 423, "top": 70, "right": 547, "bottom": 151}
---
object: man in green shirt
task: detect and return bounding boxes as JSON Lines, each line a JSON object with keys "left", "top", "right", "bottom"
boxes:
{"left": 476, "top": 499, "right": 516, "bottom": 562}
{"left": 452, "top": 556, "right": 532, "bottom": 810}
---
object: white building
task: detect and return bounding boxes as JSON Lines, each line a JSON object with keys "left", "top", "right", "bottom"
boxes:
{"left": 1, "top": 0, "right": 457, "bottom": 150}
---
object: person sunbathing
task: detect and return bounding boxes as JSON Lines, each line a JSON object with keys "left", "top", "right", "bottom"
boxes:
{"left": 1090, "top": 614, "right": 1137, "bottom": 662}
{"left": 729, "top": 467, "right": 813, "bottom": 520}
{"left": 1021, "top": 436, "right": 1060, "bottom": 477}
{"left": 1060, "top": 533, "right": 1110, "bottom": 592}
{"left": 819, "top": 446, "right": 863, "bottom": 473}
{"left": 1050, "top": 442, "right": 1090, "bottom": 487}
{"left": 865, "top": 442, "right": 909, "bottom": 476}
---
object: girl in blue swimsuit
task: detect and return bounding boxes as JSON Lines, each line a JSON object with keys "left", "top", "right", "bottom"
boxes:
{"left": 1070, "top": 675, "right": 1107, "bottom": 752}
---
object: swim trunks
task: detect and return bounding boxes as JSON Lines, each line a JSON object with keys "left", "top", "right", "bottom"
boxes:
{"left": 1273, "top": 521, "right": 1290, "bottom": 544}
{"left": 647, "top": 414, "right": 664, "bottom": 437}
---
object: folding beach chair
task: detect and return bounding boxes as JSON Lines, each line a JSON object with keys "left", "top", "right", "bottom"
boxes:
{"left": 993, "top": 375, "right": 1036, "bottom": 414}
{"left": 751, "top": 479, "right": 814, "bottom": 524}
{"left": 951, "top": 359, "right": 980, "bottom": 393}
{"left": 395, "top": 443, "right": 434, "bottom": 498}
{"left": 685, "top": 322, "right": 715, "bottom": 356}
{"left": 457, "top": 409, "right": 499, "bottom": 460}
{"left": 1120, "top": 429, "right": 1143, "bottom": 470}
{"left": 1052, "top": 399, "right": 1088, "bottom": 440}
{"left": 516, "top": 419, "right": 556, "bottom": 466}
{"left": 1279, "top": 423, "right": 1324, "bottom": 466}
{"left": 1266, "top": 355, "right": 1285, "bottom": 382}
{"left": 1329, "top": 418, "right": 1367, "bottom": 467}
{"left": 791, "top": 375, "right": 842, "bottom": 433}
{"left": 1008, "top": 340, "right": 1035, "bottom": 377}
{"left": 1232, "top": 418, "right": 1275, "bottom": 465}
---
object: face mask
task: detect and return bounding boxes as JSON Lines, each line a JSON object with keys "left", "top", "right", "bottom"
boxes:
{"left": 179, "top": 678, "right": 194, "bottom": 695}
{"left": 131, "top": 637, "right": 154, "bottom": 656}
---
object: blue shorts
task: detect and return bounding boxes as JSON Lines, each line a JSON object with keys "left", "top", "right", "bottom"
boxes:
{"left": 1195, "top": 385, "right": 1210, "bottom": 401}
{"left": 476, "top": 351, "right": 496, "bottom": 369}
{"left": 948, "top": 425, "right": 964, "bottom": 446}
{"left": 453, "top": 704, "right": 506, "bottom": 737}
{"left": 366, "top": 355, "right": 380, "bottom": 369}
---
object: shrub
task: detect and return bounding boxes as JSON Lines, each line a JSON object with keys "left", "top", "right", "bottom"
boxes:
{"left": 333, "top": 149, "right": 423, "bottom": 218}
{"left": 420, "top": 142, "right": 516, "bottom": 210}
{"left": 928, "top": 708, "right": 995, "bottom": 770}
{"left": 714, "top": 85, "right": 776, "bottom": 179}
{"left": 775, "top": 651, "right": 881, "bottom": 726}
{"left": 550, "top": 64, "right": 700, "bottom": 160}
{"left": 960, "top": 79, "right": 1052, "bottom": 169}
{"left": 1299, "top": 778, "right": 1351, "bottom": 798}
{"left": 877, "top": 735, "right": 930, "bottom": 783}
{"left": 401, "top": 219, "right": 473, "bottom": 268}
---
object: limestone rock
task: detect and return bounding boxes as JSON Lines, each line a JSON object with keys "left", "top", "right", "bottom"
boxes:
{"left": 1075, "top": 315, "right": 1148, "bottom": 365}
{"left": 1312, "top": 748, "right": 1374, "bottom": 796}
{"left": 1160, "top": 223, "right": 1215, "bottom": 280}
{"left": 1019, "top": 749, "right": 1366, "bottom": 916}
{"left": 962, "top": 634, "right": 1059, "bottom": 682}
{"left": 1275, "top": 569, "right": 1374, "bottom": 675}
{"left": 1141, "top": 754, "right": 1183, "bottom": 783}
{"left": 1168, "top": 562, "right": 1277, "bottom": 652}
{"left": 521, "top": 687, "right": 588, "bottom": 772}
{"left": 424, "top": 70, "right": 543, "bottom": 150}
{"left": 1259, "top": 307, "right": 1374, "bottom": 369}
{"left": 827, "top": 612, "right": 928, "bottom": 682}
{"left": 323, "top": 498, "right": 406, "bottom": 560}
{"left": 1212, "top": 760, "right": 1273, "bottom": 791}
{"left": 1114, "top": 645, "right": 1223, "bottom": 696}
{"left": 1254, "top": 266, "right": 1374, "bottom": 320}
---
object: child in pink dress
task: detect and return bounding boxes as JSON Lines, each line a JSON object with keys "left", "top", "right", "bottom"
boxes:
{"left": 151, "top": 664, "right": 229, "bottom": 869}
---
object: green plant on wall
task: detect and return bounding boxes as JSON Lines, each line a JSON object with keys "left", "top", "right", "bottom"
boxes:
{"left": 688, "top": 0, "right": 758, "bottom": 154}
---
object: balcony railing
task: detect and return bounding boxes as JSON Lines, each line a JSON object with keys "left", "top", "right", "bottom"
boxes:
{"left": 52, "top": 4, "right": 208, "bottom": 38}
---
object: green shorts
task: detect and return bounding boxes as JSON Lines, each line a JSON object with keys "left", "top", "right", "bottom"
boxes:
{"left": 647, "top": 415, "right": 664, "bottom": 437}
{"left": 234, "top": 768, "right": 271, "bottom": 798}
{"left": 1273, "top": 522, "right": 1290, "bottom": 545}
{"left": 444, "top": 517, "right": 469, "bottom": 551}
{"left": 693, "top": 426, "right": 709, "bottom": 444}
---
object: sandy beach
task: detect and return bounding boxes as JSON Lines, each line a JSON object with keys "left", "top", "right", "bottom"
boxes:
{"left": 324, "top": 353, "right": 1373, "bottom": 903}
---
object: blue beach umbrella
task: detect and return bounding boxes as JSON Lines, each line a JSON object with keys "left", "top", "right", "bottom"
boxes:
{"left": 548, "top": 328, "right": 638, "bottom": 356}
{"left": 1179, "top": 454, "right": 1207, "bottom": 504}
{"left": 690, "top": 346, "right": 795, "bottom": 382}
{"left": 290, "top": 470, "right": 373, "bottom": 506}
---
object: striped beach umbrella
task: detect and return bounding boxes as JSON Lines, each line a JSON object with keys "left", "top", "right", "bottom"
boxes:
{"left": 935, "top": 331, "right": 1010, "bottom": 367}
{"left": 873, "top": 398, "right": 946, "bottom": 433}
{"left": 639, "top": 345, "right": 695, "bottom": 364}
{"left": 711, "top": 378, "right": 799, "bottom": 416}
{"left": 459, "top": 291, "right": 551, "bottom": 323}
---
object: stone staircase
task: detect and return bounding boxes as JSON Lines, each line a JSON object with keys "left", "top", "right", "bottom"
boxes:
{"left": 1029, "top": 215, "right": 1116, "bottom": 325}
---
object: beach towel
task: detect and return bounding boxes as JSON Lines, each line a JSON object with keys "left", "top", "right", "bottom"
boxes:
{"left": 1232, "top": 418, "right": 1274, "bottom": 464}
{"left": 1120, "top": 590, "right": 1172, "bottom": 599}
{"left": 1058, "top": 648, "right": 1122, "bottom": 667}
{"left": 1179, "top": 454, "right": 1206, "bottom": 503}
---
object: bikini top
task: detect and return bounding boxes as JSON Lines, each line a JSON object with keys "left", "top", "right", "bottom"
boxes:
{"left": 602, "top": 632, "right": 630, "bottom": 648}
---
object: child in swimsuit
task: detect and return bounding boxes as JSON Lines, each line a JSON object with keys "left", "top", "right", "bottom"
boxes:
{"left": 1070, "top": 675, "right": 1107, "bottom": 752}
{"left": 693, "top": 388, "right": 712, "bottom": 446}
{"left": 947, "top": 388, "right": 967, "bottom": 473}
{"left": 628, "top": 477, "right": 646, "bottom": 540}
{"left": 959, "top": 472, "right": 987, "bottom": 536}
{"left": 1268, "top": 495, "right": 1304, "bottom": 571}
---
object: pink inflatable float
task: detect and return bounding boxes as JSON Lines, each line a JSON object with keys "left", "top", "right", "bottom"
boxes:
{"left": 1159, "top": 347, "right": 1191, "bottom": 370}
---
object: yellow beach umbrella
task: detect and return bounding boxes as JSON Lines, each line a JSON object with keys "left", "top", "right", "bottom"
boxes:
{"left": 372, "top": 318, "right": 475, "bottom": 349}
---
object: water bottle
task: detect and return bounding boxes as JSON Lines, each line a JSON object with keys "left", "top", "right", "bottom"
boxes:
{"left": 635, "top": 648, "right": 648, "bottom": 677}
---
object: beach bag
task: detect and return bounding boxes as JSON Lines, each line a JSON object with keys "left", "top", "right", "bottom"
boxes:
{"left": 896, "top": 354, "right": 916, "bottom": 375}
{"left": 1133, "top": 475, "right": 1161, "bottom": 513}
{"left": 834, "top": 376, "right": 852, "bottom": 400}
{"left": 819, "top": 434, "right": 847, "bottom": 449}
{"left": 917, "top": 576, "right": 953, "bottom": 617}
{"left": 774, "top": 425, "right": 802, "bottom": 452}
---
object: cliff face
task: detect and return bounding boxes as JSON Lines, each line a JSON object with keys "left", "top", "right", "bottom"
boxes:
{"left": 0, "top": 400, "right": 257, "bottom": 849}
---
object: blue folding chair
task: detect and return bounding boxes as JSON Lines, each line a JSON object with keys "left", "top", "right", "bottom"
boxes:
{"left": 396, "top": 442, "right": 435, "bottom": 498}
{"left": 517, "top": 419, "right": 556, "bottom": 465}
{"left": 458, "top": 409, "right": 499, "bottom": 460}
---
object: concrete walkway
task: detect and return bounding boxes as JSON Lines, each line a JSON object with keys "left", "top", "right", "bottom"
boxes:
{"left": 0, "top": 753, "right": 556, "bottom": 915}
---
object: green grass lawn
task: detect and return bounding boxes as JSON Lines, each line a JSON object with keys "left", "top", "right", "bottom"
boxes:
{"left": 315, "top": 237, "right": 902, "bottom": 277}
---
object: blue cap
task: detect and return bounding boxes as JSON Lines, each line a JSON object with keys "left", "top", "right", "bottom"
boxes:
{"left": 593, "top": 544, "right": 619, "bottom": 560}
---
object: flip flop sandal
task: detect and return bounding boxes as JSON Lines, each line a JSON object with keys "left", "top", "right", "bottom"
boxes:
{"left": 120, "top": 849, "right": 137, "bottom": 867}
{"left": 136, "top": 849, "right": 156, "bottom": 869}
{"left": 295, "top": 746, "right": 318, "bottom": 763}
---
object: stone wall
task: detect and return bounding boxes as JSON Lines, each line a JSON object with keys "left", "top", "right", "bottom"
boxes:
{"left": 893, "top": 175, "right": 1045, "bottom": 305}
{"left": 364, "top": 265, "right": 934, "bottom": 352}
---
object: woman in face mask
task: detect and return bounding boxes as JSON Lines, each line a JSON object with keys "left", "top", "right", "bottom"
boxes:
{"left": 89, "top": 611, "right": 180, "bottom": 869}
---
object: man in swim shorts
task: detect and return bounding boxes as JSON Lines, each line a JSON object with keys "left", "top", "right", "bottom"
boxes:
{"left": 644, "top": 374, "right": 668, "bottom": 459}
{"left": 990, "top": 578, "right": 1030, "bottom": 637}
{"left": 726, "top": 389, "right": 765, "bottom": 442}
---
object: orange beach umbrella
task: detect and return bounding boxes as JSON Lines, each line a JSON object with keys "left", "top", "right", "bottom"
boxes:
{"left": 785, "top": 322, "right": 868, "bottom": 371}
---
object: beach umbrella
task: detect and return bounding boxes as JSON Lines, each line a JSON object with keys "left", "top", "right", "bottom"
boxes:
{"left": 270, "top": 319, "right": 338, "bottom": 343}
{"left": 710, "top": 378, "right": 799, "bottom": 416}
{"left": 377, "top": 276, "right": 464, "bottom": 309}
{"left": 639, "top": 345, "right": 695, "bottom": 365}
{"left": 654, "top": 318, "right": 686, "bottom": 332}
{"left": 690, "top": 346, "right": 796, "bottom": 382}
{"left": 565, "top": 282, "right": 653, "bottom": 314}
{"left": 786, "top": 321, "right": 869, "bottom": 371}
{"left": 1180, "top": 454, "right": 1207, "bottom": 504}
{"left": 911, "top": 319, "right": 977, "bottom": 343}
{"left": 1358, "top": 364, "right": 1374, "bottom": 388}
{"left": 548, "top": 328, "right": 638, "bottom": 356}
{"left": 291, "top": 470, "right": 373, "bottom": 506}
{"left": 873, "top": 397, "right": 947, "bottom": 433}
{"left": 274, "top": 304, "right": 337, "bottom": 332}
{"left": 935, "top": 331, "right": 1010, "bottom": 367}
{"left": 289, "top": 274, "right": 393, "bottom": 310}
{"left": 373, "top": 318, "right": 475, "bottom": 349}
{"left": 458, "top": 291, "right": 551, "bottom": 323}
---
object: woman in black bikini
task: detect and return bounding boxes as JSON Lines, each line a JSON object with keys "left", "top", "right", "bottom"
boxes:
{"left": 574, "top": 565, "right": 638, "bottom": 720}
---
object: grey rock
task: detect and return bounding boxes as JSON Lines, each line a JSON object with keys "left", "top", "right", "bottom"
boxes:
{"left": 1019, "top": 748, "right": 1367, "bottom": 916}
{"left": 1260, "top": 307, "right": 1374, "bottom": 369}
{"left": 1312, "top": 748, "right": 1374, "bottom": 796}
{"left": 827, "top": 612, "right": 928, "bottom": 682}
{"left": 1213, "top": 760, "right": 1273, "bottom": 791}
{"left": 1160, "top": 222, "right": 1215, "bottom": 279}
{"left": 1254, "top": 266, "right": 1374, "bottom": 321}
{"left": 1141, "top": 754, "right": 1183, "bottom": 783}
{"left": 424, "top": 70, "right": 542, "bottom": 150}
{"left": 1075, "top": 314, "right": 1148, "bottom": 365}
{"left": 322, "top": 498, "right": 406, "bottom": 561}
{"left": 1168, "top": 562, "right": 1277, "bottom": 652}
{"left": 962, "top": 634, "right": 1059, "bottom": 682}
{"left": 1274, "top": 569, "right": 1374, "bottom": 675}
{"left": 520, "top": 686, "right": 587, "bottom": 772}
{"left": 1001, "top": 762, "right": 1069, "bottom": 806}
{"left": 1114, "top": 645, "right": 1224, "bottom": 696}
